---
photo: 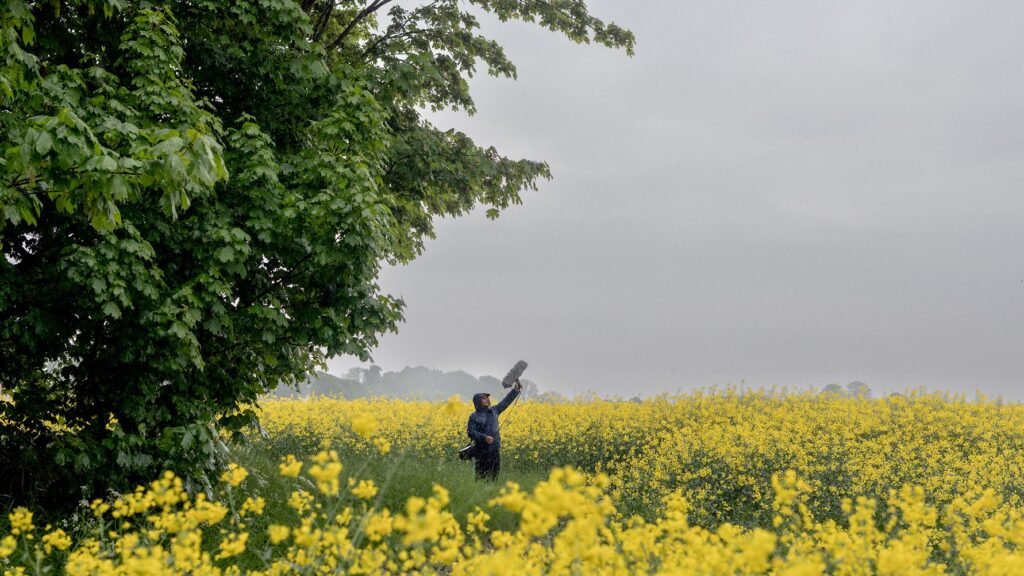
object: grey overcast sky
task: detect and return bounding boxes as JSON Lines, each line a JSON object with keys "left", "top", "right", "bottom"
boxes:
{"left": 329, "top": 0, "right": 1024, "bottom": 399}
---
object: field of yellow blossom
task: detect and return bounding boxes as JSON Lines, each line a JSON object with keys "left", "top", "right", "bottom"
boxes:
{"left": 5, "top": 389, "right": 1024, "bottom": 574}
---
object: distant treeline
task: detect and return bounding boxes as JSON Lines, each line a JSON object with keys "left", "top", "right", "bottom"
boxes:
{"left": 269, "top": 370, "right": 878, "bottom": 403}
{"left": 268, "top": 366, "right": 561, "bottom": 402}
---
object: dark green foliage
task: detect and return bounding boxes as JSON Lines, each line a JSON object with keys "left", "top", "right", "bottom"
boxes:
{"left": 0, "top": 1, "right": 632, "bottom": 505}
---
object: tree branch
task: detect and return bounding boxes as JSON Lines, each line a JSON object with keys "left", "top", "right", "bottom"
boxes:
{"left": 326, "top": 0, "right": 396, "bottom": 52}
{"left": 507, "top": 0, "right": 622, "bottom": 42}
{"left": 241, "top": 250, "right": 317, "bottom": 310}
{"left": 7, "top": 168, "right": 144, "bottom": 192}
{"left": 357, "top": 0, "right": 442, "bottom": 60}
{"left": 313, "top": 0, "right": 336, "bottom": 42}
{"left": 382, "top": 151, "right": 413, "bottom": 180}
{"left": 360, "top": 27, "right": 431, "bottom": 60}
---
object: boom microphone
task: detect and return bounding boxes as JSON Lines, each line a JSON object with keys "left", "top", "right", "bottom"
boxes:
{"left": 501, "top": 360, "right": 528, "bottom": 388}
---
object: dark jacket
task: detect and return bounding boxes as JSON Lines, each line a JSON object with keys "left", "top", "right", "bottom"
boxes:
{"left": 467, "top": 388, "right": 520, "bottom": 453}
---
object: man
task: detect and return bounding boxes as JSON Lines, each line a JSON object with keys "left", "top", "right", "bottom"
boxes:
{"left": 466, "top": 379, "right": 522, "bottom": 480}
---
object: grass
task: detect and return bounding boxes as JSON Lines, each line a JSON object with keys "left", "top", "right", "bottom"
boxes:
{"left": 200, "top": 439, "right": 550, "bottom": 571}
{"left": 231, "top": 436, "right": 551, "bottom": 537}
{"left": 0, "top": 432, "right": 549, "bottom": 574}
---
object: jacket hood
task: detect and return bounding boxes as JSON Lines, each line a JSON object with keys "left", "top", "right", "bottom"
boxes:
{"left": 472, "top": 393, "right": 490, "bottom": 411}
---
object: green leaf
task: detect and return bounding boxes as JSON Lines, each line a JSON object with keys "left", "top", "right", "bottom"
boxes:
{"left": 214, "top": 247, "right": 235, "bottom": 262}
{"left": 101, "top": 302, "right": 121, "bottom": 318}
{"left": 108, "top": 174, "right": 129, "bottom": 201}
{"left": 35, "top": 131, "right": 53, "bottom": 155}
{"left": 169, "top": 322, "right": 190, "bottom": 339}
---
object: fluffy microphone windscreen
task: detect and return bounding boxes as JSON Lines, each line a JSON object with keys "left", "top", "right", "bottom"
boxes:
{"left": 501, "top": 360, "right": 528, "bottom": 388}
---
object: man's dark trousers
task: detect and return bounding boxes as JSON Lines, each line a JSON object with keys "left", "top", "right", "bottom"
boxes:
{"left": 475, "top": 450, "right": 500, "bottom": 481}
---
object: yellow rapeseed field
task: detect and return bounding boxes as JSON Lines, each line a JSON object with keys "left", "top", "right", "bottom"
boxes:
{"left": 5, "top": 390, "right": 1024, "bottom": 574}
{"left": 258, "top": 390, "right": 1024, "bottom": 526}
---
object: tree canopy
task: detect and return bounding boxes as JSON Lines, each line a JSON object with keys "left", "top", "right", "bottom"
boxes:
{"left": 0, "top": 0, "right": 632, "bottom": 504}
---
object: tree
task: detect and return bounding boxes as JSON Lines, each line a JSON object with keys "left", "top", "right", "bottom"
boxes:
{"left": 820, "top": 384, "right": 846, "bottom": 396}
{"left": 364, "top": 365, "right": 384, "bottom": 387}
{"left": 535, "top": 390, "right": 567, "bottom": 404}
{"left": 846, "top": 381, "right": 871, "bottom": 399}
{"left": 0, "top": 0, "right": 633, "bottom": 504}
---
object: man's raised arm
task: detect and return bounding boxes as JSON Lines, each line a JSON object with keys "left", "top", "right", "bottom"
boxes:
{"left": 493, "top": 385, "right": 521, "bottom": 415}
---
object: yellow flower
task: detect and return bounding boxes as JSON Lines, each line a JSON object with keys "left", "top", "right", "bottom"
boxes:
{"left": 443, "top": 395, "right": 463, "bottom": 416}
{"left": 288, "top": 490, "right": 314, "bottom": 515}
{"left": 278, "top": 454, "right": 302, "bottom": 478}
{"left": 215, "top": 532, "right": 249, "bottom": 559}
{"left": 350, "top": 479, "right": 379, "bottom": 500}
{"left": 374, "top": 437, "right": 391, "bottom": 455}
{"left": 220, "top": 463, "right": 248, "bottom": 487}
{"left": 467, "top": 508, "right": 490, "bottom": 533}
{"left": 308, "top": 450, "right": 343, "bottom": 496}
{"left": 0, "top": 535, "right": 17, "bottom": 559}
{"left": 41, "top": 528, "right": 72, "bottom": 553}
{"left": 184, "top": 493, "right": 229, "bottom": 527}
{"left": 90, "top": 499, "right": 110, "bottom": 518}
{"left": 268, "top": 524, "right": 290, "bottom": 545}
{"left": 364, "top": 510, "right": 394, "bottom": 542}
{"left": 350, "top": 413, "right": 379, "bottom": 438}
{"left": 241, "top": 496, "right": 266, "bottom": 516}
{"left": 8, "top": 508, "right": 33, "bottom": 536}
{"left": 170, "top": 530, "right": 202, "bottom": 572}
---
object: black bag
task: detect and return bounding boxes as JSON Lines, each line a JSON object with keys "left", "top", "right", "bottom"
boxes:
{"left": 458, "top": 442, "right": 481, "bottom": 461}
